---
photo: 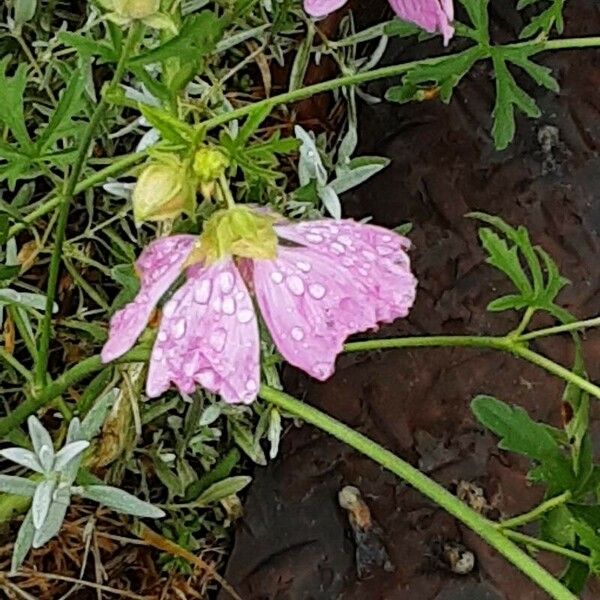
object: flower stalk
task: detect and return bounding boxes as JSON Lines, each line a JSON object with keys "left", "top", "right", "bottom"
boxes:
{"left": 34, "top": 24, "right": 143, "bottom": 388}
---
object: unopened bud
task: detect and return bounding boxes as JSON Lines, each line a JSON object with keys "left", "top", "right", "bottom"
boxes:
{"left": 132, "top": 156, "right": 195, "bottom": 223}
{"left": 193, "top": 147, "right": 229, "bottom": 184}
{"left": 114, "top": 0, "right": 159, "bottom": 19}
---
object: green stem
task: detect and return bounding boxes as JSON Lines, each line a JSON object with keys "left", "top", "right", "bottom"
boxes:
{"left": 198, "top": 36, "right": 600, "bottom": 133}
{"left": 0, "top": 345, "right": 149, "bottom": 439}
{"left": 497, "top": 491, "right": 572, "bottom": 530}
{"left": 8, "top": 37, "right": 600, "bottom": 244}
{"left": 510, "top": 344, "right": 600, "bottom": 401}
{"left": 259, "top": 384, "right": 577, "bottom": 600}
{"left": 0, "top": 349, "right": 32, "bottom": 381}
{"left": 34, "top": 25, "right": 142, "bottom": 387}
{"left": 503, "top": 530, "right": 592, "bottom": 566}
{"left": 344, "top": 335, "right": 511, "bottom": 353}
{"left": 519, "top": 316, "right": 600, "bottom": 341}
{"left": 7, "top": 152, "right": 146, "bottom": 241}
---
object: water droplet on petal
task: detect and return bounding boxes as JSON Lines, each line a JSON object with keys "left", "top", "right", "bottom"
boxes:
{"left": 194, "top": 279, "right": 212, "bottom": 304}
{"left": 184, "top": 362, "right": 196, "bottom": 377}
{"left": 209, "top": 328, "right": 227, "bottom": 352}
{"left": 338, "top": 235, "right": 352, "bottom": 246}
{"left": 237, "top": 309, "right": 254, "bottom": 324}
{"left": 271, "top": 271, "right": 284, "bottom": 284}
{"left": 163, "top": 300, "right": 177, "bottom": 318}
{"left": 306, "top": 233, "right": 323, "bottom": 243}
{"left": 308, "top": 283, "right": 326, "bottom": 299}
{"left": 362, "top": 250, "right": 376, "bottom": 261}
{"left": 172, "top": 318, "right": 186, "bottom": 339}
{"left": 296, "top": 261, "right": 311, "bottom": 273}
{"left": 330, "top": 242, "right": 345, "bottom": 255}
{"left": 377, "top": 245, "right": 394, "bottom": 256}
{"left": 246, "top": 379, "right": 257, "bottom": 392}
{"left": 222, "top": 297, "right": 236, "bottom": 315}
{"left": 218, "top": 271, "right": 235, "bottom": 293}
{"left": 158, "top": 331, "right": 168, "bottom": 342}
{"left": 313, "top": 362, "right": 331, "bottom": 379}
{"left": 286, "top": 275, "right": 305, "bottom": 296}
{"left": 198, "top": 370, "right": 215, "bottom": 388}
{"left": 291, "top": 326, "right": 305, "bottom": 341}
{"left": 381, "top": 235, "right": 392, "bottom": 242}
{"left": 342, "top": 257, "right": 354, "bottom": 267}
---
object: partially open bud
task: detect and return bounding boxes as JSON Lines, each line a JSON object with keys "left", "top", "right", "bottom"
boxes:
{"left": 188, "top": 206, "right": 278, "bottom": 265}
{"left": 193, "top": 147, "right": 229, "bottom": 198}
{"left": 132, "top": 156, "right": 196, "bottom": 223}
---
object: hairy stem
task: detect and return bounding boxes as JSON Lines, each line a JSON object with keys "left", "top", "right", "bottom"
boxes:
{"left": 199, "top": 36, "right": 600, "bottom": 133}
{"left": 503, "top": 530, "right": 592, "bottom": 566}
{"left": 259, "top": 385, "right": 577, "bottom": 600}
{"left": 497, "top": 491, "right": 572, "bottom": 530}
{"left": 519, "top": 316, "right": 600, "bottom": 341}
{"left": 10, "top": 37, "right": 600, "bottom": 244}
{"left": 34, "top": 25, "right": 142, "bottom": 387}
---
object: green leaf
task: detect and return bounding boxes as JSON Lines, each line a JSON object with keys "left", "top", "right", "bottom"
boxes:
{"left": 0, "top": 57, "right": 31, "bottom": 148}
{"left": 139, "top": 105, "right": 195, "bottom": 146}
{"left": 78, "top": 485, "right": 165, "bottom": 518}
{"left": 58, "top": 32, "right": 117, "bottom": 62}
{"left": 471, "top": 395, "right": 575, "bottom": 491}
{"left": 561, "top": 560, "right": 590, "bottom": 595}
{"left": 506, "top": 49, "right": 559, "bottom": 93}
{"left": 129, "top": 12, "right": 224, "bottom": 67}
{"left": 386, "top": 47, "right": 485, "bottom": 105}
{"left": 193, "top": 476, "right": 251, "bottom": 506}
{"left": 518, "top": 0, "right": 565, "bottom": 38}
{"left": 11, "top": 510, "right": 34, "bottom": 573}
{"left": 0, "top": 475, "right": 37, "bottom": 497}
{"left": 542, "top": 505, "right": 576, "bottom": 547}
{"left": 478, "top": 228, "right": 532, "bottom": 295}
{"left": 36, "top": 70, "right": 87, "bottom": 152}
{"left": 289, "top": 25, "right": 314, "bottom": 92}
{"left": 459, "top": 0, "right": 490, "bottom": 41}
{"left": 470, "top": 213, "right": 569, "bottom": 317}
{"left": 491, "top": 52, "right": 540, "bottom": 150}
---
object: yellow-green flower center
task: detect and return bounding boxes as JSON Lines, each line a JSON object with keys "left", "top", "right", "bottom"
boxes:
{"left": 188, "top": 206, "right": 278, "bottom": 265}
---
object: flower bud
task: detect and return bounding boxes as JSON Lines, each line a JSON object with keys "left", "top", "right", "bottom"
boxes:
{"left": 132, "top": 156, "right": 196, "bottom": 223}
{"left": 114, "top": 0, "right": 159, "bottom": 19}
{"left": 193, "top": 147, "right": 229, "bottom": 184}
{"left": 189, "top": 206, "right": 278, "bottom": 264}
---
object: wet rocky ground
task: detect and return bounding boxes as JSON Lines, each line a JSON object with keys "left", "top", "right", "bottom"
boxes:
{"left": 221, "top": 1, "right": 600, "bottom": 598}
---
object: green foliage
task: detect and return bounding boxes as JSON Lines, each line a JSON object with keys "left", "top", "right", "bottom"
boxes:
{"left": 471, "top": 396, "right": 575, "bottom": 492}
{"left": 386, "top": 0, "right": 565, "bottom": 149}
{"left": 470, "top": 212, "right": 570, "bottom": 319}
{"left": 517, "top": 0, "right": 566, "bottom": 38}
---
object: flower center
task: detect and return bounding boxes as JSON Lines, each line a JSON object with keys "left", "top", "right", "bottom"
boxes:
{"left": 187, "top": 206, "right": 278, "bottom": 265}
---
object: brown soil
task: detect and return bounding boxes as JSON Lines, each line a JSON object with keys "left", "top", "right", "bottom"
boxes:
{"left": 221, "top": 1, "right": 600, "bottom": 598}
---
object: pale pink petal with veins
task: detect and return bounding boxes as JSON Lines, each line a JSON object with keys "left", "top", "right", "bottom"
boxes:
{"left": 303, "top": 0, "right": 348, "bottom": 18}
{"left": 303, "top": 0, "right": 454, "bottom": 44}
{"left": 101, "top": 235, "right": 196, "bottom": 363}
{"left": 253, "top": 246, "right": 378, "bottom": 381}
{"left": 275, "top": 219, "right": 417, "bottom": 324}
{"left": 389, "top": 0, "right": 454, "bottom": 44}
{"left": 146, "top": 260, "right": 260, "bottom": 404}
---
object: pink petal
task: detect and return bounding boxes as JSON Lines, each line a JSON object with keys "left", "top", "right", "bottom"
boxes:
{"left": 303, "top": 0, "right": 348, "bottom": 18}
{"left": 389, "top": 0, "right": 454, "bottom": 45}
{"left": 101, "top": 235, "right": 196, "bottom": 363}
{"left": 146, "top": 260, "right": 260, "bottom": 404}
{"left": 275, "top": 219, "right": 417, "bottom": 324}
{"left": 253, "top": 246, "right": 378, "bottom": 381}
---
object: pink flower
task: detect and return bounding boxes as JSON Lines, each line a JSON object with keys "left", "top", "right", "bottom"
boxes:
{"left": 304, "top": 0, "right": 454, "bottom": 45}
{"left": 101, "top": 217, "right": 417, "bottom": 404}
